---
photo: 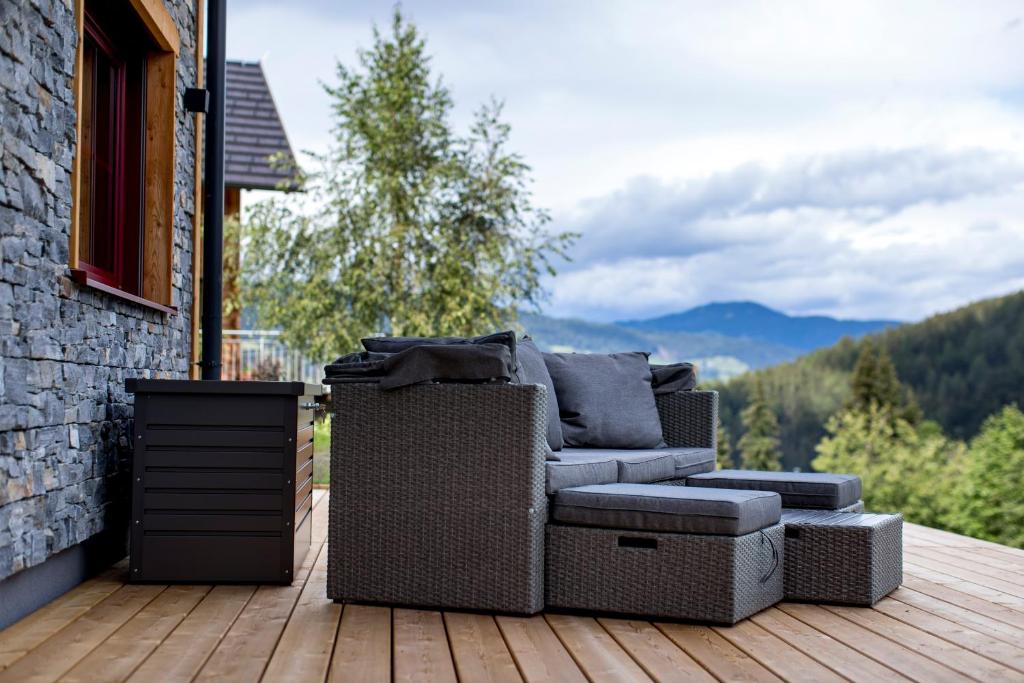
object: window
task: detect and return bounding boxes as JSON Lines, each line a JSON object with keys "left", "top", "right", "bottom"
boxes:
{"left": 71, "top": 0, "right": 180, "bottom": 312}
{"left": 77, "top": 6, "right": 147, "bottom": 294}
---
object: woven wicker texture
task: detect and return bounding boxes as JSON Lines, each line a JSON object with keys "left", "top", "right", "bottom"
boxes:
{"left": 545, "top": 522, "right": 784, "bottom": 624}
{"left": 782, "top": 511, "right": 903, "bottom": 605}
{"left": 328, "top": 383, "right": 548, "bottom": 614}
{"left": 656, "top": 390, "right": 718, "bottom": 449}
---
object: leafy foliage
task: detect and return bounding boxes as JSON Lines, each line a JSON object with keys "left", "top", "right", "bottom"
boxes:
{"left": 716, "top": 422, "right": 735, "bottom": 469}
{"left": 243, "top": 9, "right": 575, "bottom": 359}
{"left": 813, "top": 406, "right": 964, "bottom": 528}
{"left": 947, "top": 406, "right": 1024, "bottom": 548}
{"left": 738, "top": 380, "right": 782, "bottom": 470}
{"left": 718, "top": 290, "right": 1024, "bottom": 469}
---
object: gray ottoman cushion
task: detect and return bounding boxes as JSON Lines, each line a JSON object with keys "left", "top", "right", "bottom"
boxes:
{"left": 687, "top": 470, "right": 862, "bottom": 510}
{"left": 546, "top": 456, "right": 618, "bottom": 495}
{"left": 543, "top": 352, "right": 664, "bottom": 449}
{"left": 552, "top": 483, "right": 781, "bottom": 536}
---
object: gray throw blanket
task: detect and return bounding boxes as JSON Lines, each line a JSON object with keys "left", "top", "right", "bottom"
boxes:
{"left": 324, "top": 343, "right": 514, "bottom": 390}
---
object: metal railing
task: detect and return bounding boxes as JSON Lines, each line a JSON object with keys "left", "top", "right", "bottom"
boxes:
{"left": 220, "top": 329, "right": 324, "bottom": 385}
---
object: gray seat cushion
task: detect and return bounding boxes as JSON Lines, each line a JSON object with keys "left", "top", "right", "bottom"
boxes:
{"left": 546, "top": 456, "right": 618, "bottom": 495}
{"left": 686, "top": 470, "right": 862, "bottom": 510}
{"left": 543, "top": 352, "right": 664, "bottom": 449}
{"left": 563, "top": 447, "right": 707, "bottom": 483}
{"left": 552, "top": 484, "right": 781, "bottom": 536}
{"left": 666, "top": 447, "right": 716, "bottom": 477}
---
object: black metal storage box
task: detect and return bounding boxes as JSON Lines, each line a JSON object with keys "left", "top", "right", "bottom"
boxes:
{"left": 125, "top": 380, "right": 322, "bottom": 584}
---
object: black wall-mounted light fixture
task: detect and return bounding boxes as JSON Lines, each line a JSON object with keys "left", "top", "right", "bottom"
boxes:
{"left": 184, "top": 87, "right": 210, "bottom": 113}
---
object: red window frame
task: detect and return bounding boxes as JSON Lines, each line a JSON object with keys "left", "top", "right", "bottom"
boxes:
{"left": 78, "top": 8, "right": 144, "bottom": 295}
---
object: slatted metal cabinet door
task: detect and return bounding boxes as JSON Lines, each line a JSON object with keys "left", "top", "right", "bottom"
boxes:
{"left": 127, "top": 380, "right": 319, "bottom": 584}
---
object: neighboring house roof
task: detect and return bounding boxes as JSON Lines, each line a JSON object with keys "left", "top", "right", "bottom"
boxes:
{"left": 215, "top": 60, "right": 300, "bottom": 191}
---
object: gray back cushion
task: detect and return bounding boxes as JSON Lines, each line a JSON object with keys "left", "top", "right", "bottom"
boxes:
{"left": 543, "top": 352, "right": 664, "bottom": 449}
{"left": 517, "top": 338, "right": 563, "bottom": 451}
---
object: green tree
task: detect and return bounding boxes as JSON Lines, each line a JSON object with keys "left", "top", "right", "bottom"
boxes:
{"left": 848, "top": 340, "right": 921, "bottom": 424}
{"left": 716, "top": 422, "right": 735, "bottom": 470}
{"left": 243, "top": 9, "right": 575, "bottom": 359}
{"left": 947, "top": 406, "right": 1024, "bottom": 548}
{"left": 813, "top": 405, "right": 963, "bottom": 527}
{"left": 738, "top": 380, "right": 782, "bottom": 471}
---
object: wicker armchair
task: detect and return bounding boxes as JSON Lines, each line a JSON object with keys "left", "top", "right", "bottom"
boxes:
{"left": 327, "top": 382, "right": 718, "bottom": 614}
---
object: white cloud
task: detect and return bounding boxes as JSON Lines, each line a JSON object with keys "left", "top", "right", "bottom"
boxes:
{"left": 226, "top": 0, "right": 1024, "bottom": 322}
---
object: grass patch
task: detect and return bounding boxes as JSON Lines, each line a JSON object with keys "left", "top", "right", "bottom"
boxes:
{"left": 314, "top": 414, "right": 330, "bottom": 484}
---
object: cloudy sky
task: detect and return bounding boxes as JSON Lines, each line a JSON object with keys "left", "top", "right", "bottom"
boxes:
{"left": 227, "top": 0, "right": 1024, "bottom": 323}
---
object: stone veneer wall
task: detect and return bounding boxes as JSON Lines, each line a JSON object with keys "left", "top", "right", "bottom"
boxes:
{"left": 0, "top": 0, "right": 199, "bottom": 580}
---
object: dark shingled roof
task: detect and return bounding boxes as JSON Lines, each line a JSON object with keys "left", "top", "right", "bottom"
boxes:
{"left": 216, "top": 60, "right": 300, "bottom": 191}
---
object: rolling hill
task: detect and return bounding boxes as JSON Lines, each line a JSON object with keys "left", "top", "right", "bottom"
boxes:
{"left": 619, "top": 301, "right": 899, "bottom": 352}
{"left": 520, "top": 302, "right": 898, "bottom": 379}
{"left": 715, "top": 290, "right": 1024, "bottom": 471}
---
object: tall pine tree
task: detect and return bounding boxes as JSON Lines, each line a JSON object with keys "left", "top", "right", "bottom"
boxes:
{"left": 848, "top": 340, "right": 921, "bottom": 424}
{"left": 738, "top": 380, "right": 782, "bottom": 471}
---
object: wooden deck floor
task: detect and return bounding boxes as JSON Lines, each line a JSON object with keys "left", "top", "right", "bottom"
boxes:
{"left": 2, "top": 490, "right": 1024, "bottom": 682}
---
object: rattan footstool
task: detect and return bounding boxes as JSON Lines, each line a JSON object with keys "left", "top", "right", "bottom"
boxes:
{"left": 781, "top": 510, "right": 902, "bottom": 605}
{"left": 545, "top": 484, "right": 785, "bottom": 624}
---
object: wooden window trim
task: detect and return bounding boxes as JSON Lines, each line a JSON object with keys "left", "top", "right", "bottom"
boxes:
{"left": 70, "top": 0, "right": 179, "bottom": 312}
{"left": 70, "top": 268, "right": 178, "bottom": 315}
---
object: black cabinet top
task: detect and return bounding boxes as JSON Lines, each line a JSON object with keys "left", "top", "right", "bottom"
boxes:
{"left": 126, "top": 379, "right": 324, "bottom": 396}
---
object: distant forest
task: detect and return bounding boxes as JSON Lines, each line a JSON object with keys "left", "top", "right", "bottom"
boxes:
{"left": 714, "top": 290, "right": 1024, "bottom": 471}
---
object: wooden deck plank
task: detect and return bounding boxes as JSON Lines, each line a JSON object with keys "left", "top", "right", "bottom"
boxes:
{"left": 829, "top": 602, "right": 1023, "bottom": 680}
{"left": 545, "top": 614, "right": 652, "bottom": 683}
{"left": 0, "top": 562, "right": 126, "bottom": 670}
{"left": 905, "top": 524, "right": 1024, "bottom": 557}
{"left": 192, "top": 541, "right": 320, "bottom": 682}
{"left": 655, "top": 623, "right": 783, "bottom": 683}
{"left": 444, "top": 612, "right": 522, "bottom": 683}
{"left": 713, "top": 618, "right": 846, "bottom": 683}
{"left": 972, "top": 544, "right": 1024, "bottom": 562}
{"left": 61, "top": 584, "right": 210, "bottom": 683}
{"left": 890, "top": 586, "right": 1024, "bottom": 647}
{"left": 905, "top": 561, "right": 1024, "bottom": 611}
{"left": 751, "top": 606, "right": 913, "bottom": 682}
{"left": 496, "top": 615, "right": 587, "bottom": 683}
{"left": 972, "top": 547, "right": 1024, "bottom": 571}
{"left": 126, "top": 585, "right": 256, "bottom": 683}
{"left": 910, "top": 546, "right": 1024, "bottom": 584}
{"left": 901, "top": 575, "right": 1024, "bottom": 630}
{"left": 598, "top": 618, "right": 714, "bottom": 683}
{"left": 262, "top": 543, "right": 342, "bottom": 683}
{"left": 779, "top": 603, "right": 974, "bottom": 683}
{"left": 873, "top": 596, "right": 1024, "bottom": 673}
{"left": 392, "top": 608, "right": 457, "bottom": 683}
{"left": 6, "top": 492, "right": 1024, "bottom": 683}
{"left": 329, "top": 604, "right": 391, "bottom": 683}
{"left": 0, "top": 584, "right": 165, "bottom": 683}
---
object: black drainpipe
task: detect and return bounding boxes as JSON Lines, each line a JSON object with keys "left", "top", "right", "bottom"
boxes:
{"left": 201, "top": 0, "right": 226, "bottom": 380}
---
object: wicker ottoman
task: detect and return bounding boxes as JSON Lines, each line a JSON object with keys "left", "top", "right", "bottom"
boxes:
{"left": 545, "top": 484, "right": 785, "bottom": 624}
{"left": 781, "top": 510, "right": 903, "bottom": 605}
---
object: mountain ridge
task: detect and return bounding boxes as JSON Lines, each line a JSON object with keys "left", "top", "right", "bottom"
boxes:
{"left": 618, "top": 301, "right": 900, "bottom": 352}
{"left": 522, "top": 301, "right": 898, "bottom": 379}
